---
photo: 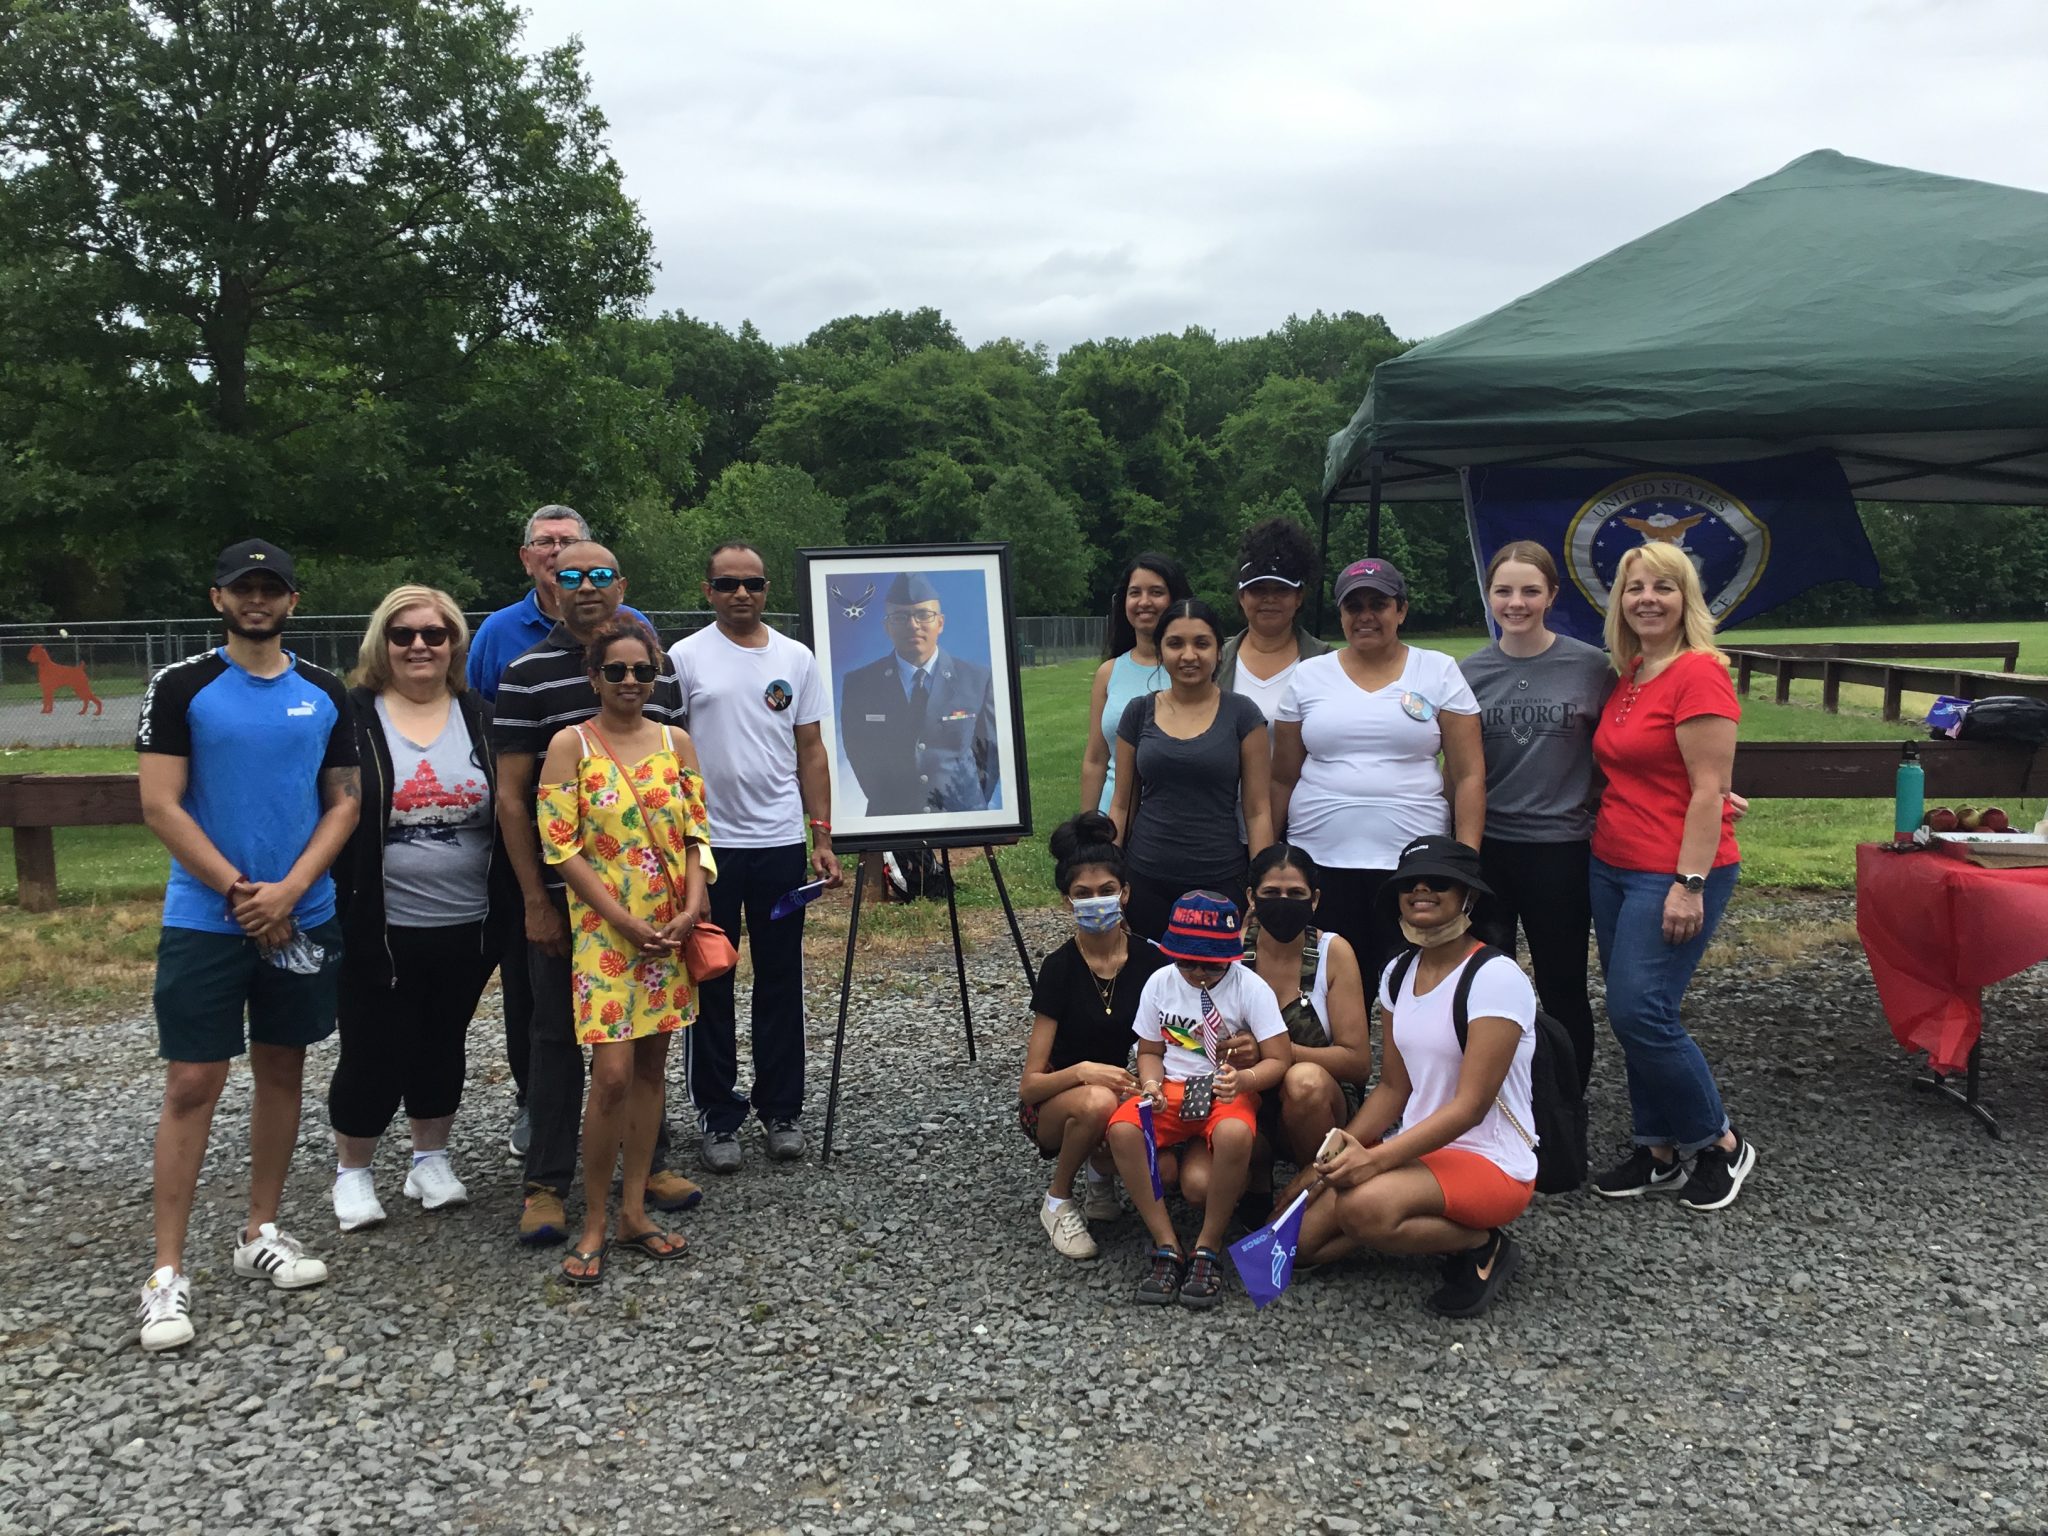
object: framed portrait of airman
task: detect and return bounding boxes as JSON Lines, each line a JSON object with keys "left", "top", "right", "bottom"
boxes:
{"left": 797, "top": 543, "right": 1032, "bottom": 850}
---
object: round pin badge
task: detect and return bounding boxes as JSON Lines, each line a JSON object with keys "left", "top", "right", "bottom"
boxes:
{"left": 1399, "top": 691, "right": 1437, "bottom": 722}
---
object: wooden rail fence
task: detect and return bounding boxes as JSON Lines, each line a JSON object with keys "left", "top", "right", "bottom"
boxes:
{"left": 1726, "top": 641, "right": 2044, "bottom": 721}
{"left": 10, "top": 742, "right": 2048, "bottom": 909}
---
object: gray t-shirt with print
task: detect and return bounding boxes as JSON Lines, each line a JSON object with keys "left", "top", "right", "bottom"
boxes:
{"left": 377, "top": 695, "right": 494, "bottom": 927}
{"left": 1459, "top": 636, "right": 1614, "bottom": 843}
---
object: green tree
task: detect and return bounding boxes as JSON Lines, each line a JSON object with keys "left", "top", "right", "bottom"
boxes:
{"left": 0, "top": 0, "right": 652, "bottom": 615}
{"left": 977, "top": 466, "right": 1089, "bottom": 613}
{"left": 670, "top": 462, "right": 847, "bottom": 611}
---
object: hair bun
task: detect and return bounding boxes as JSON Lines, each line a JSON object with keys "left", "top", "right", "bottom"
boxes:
{"left": 1049, "top": 810, "right": 1115, "bottom": 863}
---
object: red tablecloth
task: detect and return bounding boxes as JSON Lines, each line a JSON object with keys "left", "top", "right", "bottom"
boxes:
{"left": 1855, "top": 842, "right": 2048, "bottom": 1074}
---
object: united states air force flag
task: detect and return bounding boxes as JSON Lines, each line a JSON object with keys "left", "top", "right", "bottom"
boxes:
{"left": 1463, "top": 452, "right": 1880, "bottom": 647}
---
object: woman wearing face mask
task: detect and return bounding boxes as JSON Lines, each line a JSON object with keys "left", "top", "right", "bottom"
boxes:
{"left": 1295, "top": 836, "right": 1537, "bottom": 1318}
{"left": 1018, "top": 812, "right": 1169, "bottom": 1261}
{"left": 1232, "top": 844, "right": 1371, "bottom": 1181}
{"left": 1216, "top": 518, "right": 1329, "bottom": 724}
{"left": 1457, "top": 542, "right": 1613, "bottom": 1089}
{"left": 1080, "top": 554, "right": 1193, "bottom": 815}
{"left": 1271, "top": 558, "right": 1483, "bottom": 990}
{"left": 1108, "top": 599, "right": 1274, "bottom": 939}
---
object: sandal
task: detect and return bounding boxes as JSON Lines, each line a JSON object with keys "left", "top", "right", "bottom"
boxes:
{"left": 558, "top": 1244, "right": 607, "bottom": 1287}
{"left": 1135, "top": 1245, "right": 1184, "bottom": 1305}
{"left": 613, "top": 1226, "right": 688, "bottom": 1261}
{"left": 1179, "top": 1246, "right": 1227, "bottom": 1310}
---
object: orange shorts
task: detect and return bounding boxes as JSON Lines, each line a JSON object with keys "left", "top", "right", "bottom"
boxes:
{"left": 1108, "top": 1079, "right": 1260, "bottom": 1149}
{"left": 1418, "top": 1147, "right": 1535, "bottom": 1230}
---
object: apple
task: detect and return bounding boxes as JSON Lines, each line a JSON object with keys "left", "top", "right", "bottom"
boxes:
{"left": 1982, "top": 807, "right": 2011, "bottom": 832}
{"left": 1957, "top": 807, "right": 1984, "bottom": 831}
{"left": 1926, "top": 807, "right": 1960, "bottom": 832}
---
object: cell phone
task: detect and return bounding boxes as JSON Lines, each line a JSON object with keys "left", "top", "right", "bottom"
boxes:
{"left": 1316, "top": 1128, "right": 1347, "bottom": 1163}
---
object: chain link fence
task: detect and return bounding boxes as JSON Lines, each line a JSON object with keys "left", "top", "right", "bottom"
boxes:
{"left": 0, "top": 609, "right": 1105, "bottom": 749}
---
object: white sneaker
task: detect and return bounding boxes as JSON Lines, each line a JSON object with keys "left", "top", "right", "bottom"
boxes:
{"left": 1040, "top": 1197, "right": 1098, "bottom": 1260}
{"left": 333, "top": 1168, "right": 387, "bottom": 1233}
{"left": 1080, "top": 1173, "right": 1120, "bottom": 1223}
{"left": 137, "top": 1266, "right": 194, "bottom": 1353}
{"left": 232, "top": 1223, "right": 329, "bottom": 1290}
{"left": 403, "top": 1152, "right": 469, "bottom": 1211}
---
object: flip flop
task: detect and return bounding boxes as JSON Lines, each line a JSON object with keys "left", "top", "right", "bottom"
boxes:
{"left": 613, "top": 1227, "right": 689, "bottom": 1261}
{"left": 559, "top": 1244, "right": 607, "bottom": 1286}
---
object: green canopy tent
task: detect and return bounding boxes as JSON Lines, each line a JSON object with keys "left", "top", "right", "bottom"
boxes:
{"left": 1319, "top": 150, "right": 2048, "bottom": 615}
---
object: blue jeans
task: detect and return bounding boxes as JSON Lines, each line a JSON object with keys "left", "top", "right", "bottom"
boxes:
{"left": 1590, "top": 859, "right": 1738, "bottom": 1156}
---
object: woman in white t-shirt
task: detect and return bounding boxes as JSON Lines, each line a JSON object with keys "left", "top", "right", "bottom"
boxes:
{"left": 1293, "top": 835, "right": 1536, "bottom": 1318}
{"left": 1271, "top": 556, "right": 1484, "bottom": 990}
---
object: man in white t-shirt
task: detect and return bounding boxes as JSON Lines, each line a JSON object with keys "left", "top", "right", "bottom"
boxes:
{"left": 668, "top": 542, "right": 843, "bottom": 1173}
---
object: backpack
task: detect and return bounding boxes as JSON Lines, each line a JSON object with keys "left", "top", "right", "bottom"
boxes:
{"left": 1242, "top": 920, "right": 1330, "bottom": 1049}
{"left": 1387, "top": 943, "right": 1588, "bottom": 1195}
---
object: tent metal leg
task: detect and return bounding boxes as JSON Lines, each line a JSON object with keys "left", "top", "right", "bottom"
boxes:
{"left": 1913, "top": 1041, "right": 1999, "bottom": 1137}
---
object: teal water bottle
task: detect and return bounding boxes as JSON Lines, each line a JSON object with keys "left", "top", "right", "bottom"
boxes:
{"left": 1894, "top": 741, "right": 1925, "bottom": 843}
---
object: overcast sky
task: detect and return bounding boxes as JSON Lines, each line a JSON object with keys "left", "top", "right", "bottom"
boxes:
{"left": 518, "top": 1, "right": 2048, "bottom": 352}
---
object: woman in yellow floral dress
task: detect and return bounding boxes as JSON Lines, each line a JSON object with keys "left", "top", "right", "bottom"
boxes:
{"left": 537, "top": 617, "right": 714, "bottom": 1284}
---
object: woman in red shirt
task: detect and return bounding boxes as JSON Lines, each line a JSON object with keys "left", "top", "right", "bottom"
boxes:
{"left": 1588, "top": 543, "right": 1756, "bottom": 1213}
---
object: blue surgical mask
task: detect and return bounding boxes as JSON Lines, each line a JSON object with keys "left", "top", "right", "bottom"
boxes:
{"left": 1072, "top": 894, "right": 1123, "bottom": 933}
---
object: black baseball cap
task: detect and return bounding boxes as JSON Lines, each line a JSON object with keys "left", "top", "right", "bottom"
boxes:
{"left": 213, "top": 539, "right": 298, "bottom": 592}
{"left": 1376, "top": 834, "right": 1492, "bottom": 914}
{"left": 1237, "top": 556, "right": 1304, "bottom": 590}
{"left": 1334, "top": 557, "right": 1406, "bottom": 605}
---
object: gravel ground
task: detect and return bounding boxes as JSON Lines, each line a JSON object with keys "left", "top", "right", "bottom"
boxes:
{"left": 1, "top": 891, "right": 2045, "bottom": 1535}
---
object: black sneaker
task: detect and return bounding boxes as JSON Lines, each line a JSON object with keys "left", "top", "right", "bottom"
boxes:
{"left": 1593, "top": 1146, "right": 1688, "bottom": 1199}
{"left": 1678, "top": 1132, "right": 1756, "bottom": 1213}
{"left": 1426, "top": 1229, "right": 1520, "bottom": 1318}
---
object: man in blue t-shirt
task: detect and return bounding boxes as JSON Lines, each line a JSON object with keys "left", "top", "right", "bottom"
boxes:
{"left": 132, "top": 540, "right": 362, "bottom": 1353}
{"left": 465, "top": 504, "right": 655, "bottom": 1162}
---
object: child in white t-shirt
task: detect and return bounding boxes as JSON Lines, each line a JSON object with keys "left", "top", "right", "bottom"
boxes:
{"left": 1106, "top": 890, "right": 1292, "bottom": 1308}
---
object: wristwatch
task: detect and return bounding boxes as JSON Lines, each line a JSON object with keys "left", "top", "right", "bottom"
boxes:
{"left": 1674, "top": 872, "right": 1707, "bottom": 894}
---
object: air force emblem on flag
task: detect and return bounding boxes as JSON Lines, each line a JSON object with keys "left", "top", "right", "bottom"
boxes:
{"left": 1566, "top": 473, "right": 1769, "bottom": 621}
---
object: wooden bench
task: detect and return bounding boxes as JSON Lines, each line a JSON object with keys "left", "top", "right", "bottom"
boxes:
{"left": 0, "top": 773, "right": 144, "bottom": 913}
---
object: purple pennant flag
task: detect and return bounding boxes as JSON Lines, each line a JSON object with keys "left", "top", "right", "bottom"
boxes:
{"left": 1137, "top": 1098, "right": 1165, "bottom": 1201}
{"left": 1227, "top": 1187, "right": 1312, "bottom": 1310}
{"left": 769, "top": 879, "right": 829, "bottom": 922}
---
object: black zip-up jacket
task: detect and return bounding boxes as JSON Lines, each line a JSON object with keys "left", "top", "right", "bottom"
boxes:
{"left": 332, "top": 684, "right": 515, "bottom": 988}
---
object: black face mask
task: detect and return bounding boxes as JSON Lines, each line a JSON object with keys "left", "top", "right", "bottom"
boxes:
{"left": 1254, "top": 894, "right": 1314, "bottom": 943}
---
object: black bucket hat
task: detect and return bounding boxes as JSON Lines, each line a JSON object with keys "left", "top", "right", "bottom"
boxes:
{"left": 1377, "top": 834, "right": 1492, "bottom": 915}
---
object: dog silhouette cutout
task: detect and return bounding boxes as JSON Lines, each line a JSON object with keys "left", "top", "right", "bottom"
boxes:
{"left": 26, "top": 644, "right": 103, "bottom": 715}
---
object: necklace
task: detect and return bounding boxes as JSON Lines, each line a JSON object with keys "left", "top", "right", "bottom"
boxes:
{"left": 1085, "top": 951, "right": 1126, "bottom": 1014}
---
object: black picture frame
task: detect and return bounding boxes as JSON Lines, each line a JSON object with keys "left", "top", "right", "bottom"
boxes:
{"left": 797, "top": 542, "right": 1033, "bottom": 852}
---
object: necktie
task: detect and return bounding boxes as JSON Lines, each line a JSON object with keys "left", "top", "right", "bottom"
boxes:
{"left": 910, "top": 666, "right": 929, "bottom": 715}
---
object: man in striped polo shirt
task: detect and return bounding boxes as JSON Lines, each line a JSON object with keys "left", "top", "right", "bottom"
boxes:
{"left": 492, "top": 540, "right": 698, "bottom": 1242}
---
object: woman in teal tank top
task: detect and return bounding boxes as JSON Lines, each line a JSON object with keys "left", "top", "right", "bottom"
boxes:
{"left": 1080, "top": 553, "right": 1190, "bottom": 814}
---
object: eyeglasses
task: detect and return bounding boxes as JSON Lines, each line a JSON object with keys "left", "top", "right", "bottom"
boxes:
{"left": 708, "top": 575, "right": 767, "bottom": 594}
{"left": 885, "top": 608, "right": 942, "bottom": 628}
{"left": 1391, "top": 874, "right": 1459, "bottom": 895}
{"left": 555, "top": 567, "right": 617, "bottom": 590}
{"left": 526, "top": 536, "right": 580, "bottom": 552}
{"left": 598, "top": 661, "right": 658, "bottom": 684}
{"left": 386, "top": 624, "right": 451, "bottom": 649}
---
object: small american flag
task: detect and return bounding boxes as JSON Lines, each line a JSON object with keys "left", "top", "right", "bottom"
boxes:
{"left": 1199, "top": 986, "right": 1226, "bottom": 1064}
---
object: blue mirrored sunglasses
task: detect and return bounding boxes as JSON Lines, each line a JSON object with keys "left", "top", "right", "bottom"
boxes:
{"left": 555, "top": 566, "right": 618, "bottom": 590}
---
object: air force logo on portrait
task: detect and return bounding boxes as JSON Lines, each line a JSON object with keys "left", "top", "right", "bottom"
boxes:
{"left": 1566, "top": 473, "right": 1770, "bottom": 620}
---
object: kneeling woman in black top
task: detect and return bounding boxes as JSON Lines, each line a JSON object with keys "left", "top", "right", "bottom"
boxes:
{"left": 1019, "top": 812, "right": 1168, "bottom": 1262}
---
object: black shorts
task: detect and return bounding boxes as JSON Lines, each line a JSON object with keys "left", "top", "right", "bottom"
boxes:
{"left": 153, "top": 918, "right": 344, "bottom": 1063}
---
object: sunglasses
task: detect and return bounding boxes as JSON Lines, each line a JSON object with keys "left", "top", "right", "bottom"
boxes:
{"left": 708, "top": 575, "right": 767, "bottom": 594}
{"left": 386, "top": 624, "right": 451, "bottom": 649}
{"left": 598, "top": 661, "right": 658, "bottom": 684}
{"left": 556, "top": 567, "right": 617, "bottom": 590}
{"left": 1392, "top": 874, "right": 1460, "bottom": 895}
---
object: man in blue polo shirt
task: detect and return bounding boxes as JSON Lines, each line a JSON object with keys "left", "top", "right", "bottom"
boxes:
{"left": 468, "top": 504, "right": 655, "bottom": 1160}
{"left": 133, "top": 540, "right": 361, "bottom": 1352}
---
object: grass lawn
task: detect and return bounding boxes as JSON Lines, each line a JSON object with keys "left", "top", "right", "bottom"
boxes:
{"left": 5, "top": 623, "right": 2043, "bottom": 1000}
